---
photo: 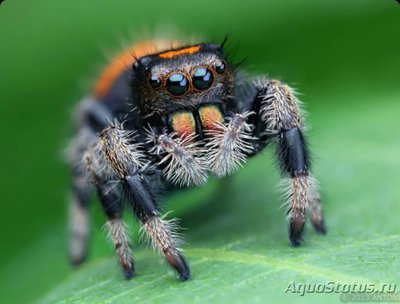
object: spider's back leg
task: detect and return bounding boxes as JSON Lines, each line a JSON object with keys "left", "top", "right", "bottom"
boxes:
{"left": 67, "top": 97, "right": 112, "bottom": 265}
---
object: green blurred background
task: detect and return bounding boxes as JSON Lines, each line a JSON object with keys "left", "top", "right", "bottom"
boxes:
{"left": 1, "top": 0, "right": 399, "bottom": 303}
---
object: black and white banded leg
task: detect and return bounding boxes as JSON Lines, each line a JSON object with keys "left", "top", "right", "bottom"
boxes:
{"left": 68, "top": 128, "right": 96, "bottom": 265}
{"left": 308, "top": 178, "right": 326, "bottom": 234}
{"left": 254, "top": 78, "right": 326, "bottom": 246}
{"left": 69, "top": 187, "right": 91, "bottom": 266}
{"left": 87, "top": 142, "right": 135, "bottom": 278}
{"left": 68, "top": 98, "right": 114, "bottom": 265}
{"left": 91, "top": 123, "right": 190, "bottom": 281}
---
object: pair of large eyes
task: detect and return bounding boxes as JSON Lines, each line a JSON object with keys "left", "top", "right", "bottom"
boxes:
{"left": 149, "top": 63, "right": 226, "bottom": 96}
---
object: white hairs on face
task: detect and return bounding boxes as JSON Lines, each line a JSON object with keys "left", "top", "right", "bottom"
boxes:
{"left": 146, "top": 128, "right": 208, "bottom": 187}
{"left": 206, "top": 112, "right": 255, "bottom": 177}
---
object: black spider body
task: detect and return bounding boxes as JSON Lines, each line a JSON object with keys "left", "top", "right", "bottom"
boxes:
{"left": 68, "top": 39, "right": 326, "bottom": 281}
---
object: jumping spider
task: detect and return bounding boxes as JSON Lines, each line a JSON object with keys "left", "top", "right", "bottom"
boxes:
{"left": 68, "top": 39, "right": 326, "bottom": 281}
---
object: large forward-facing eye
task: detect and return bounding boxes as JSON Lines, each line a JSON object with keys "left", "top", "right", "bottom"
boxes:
{"left": 193, "top": 67, "right": 213, "bottom": 90}
{"left": 166, "top": 73, "right": 189, "bottom": 96}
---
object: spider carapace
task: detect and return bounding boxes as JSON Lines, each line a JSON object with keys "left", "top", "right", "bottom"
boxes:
{"left": 68, "top": 38, "right": 326, "bottom": 281}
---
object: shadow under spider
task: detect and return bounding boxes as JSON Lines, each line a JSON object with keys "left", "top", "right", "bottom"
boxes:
{"left": 174, "top": 174, "right": 284, "bottom": 246}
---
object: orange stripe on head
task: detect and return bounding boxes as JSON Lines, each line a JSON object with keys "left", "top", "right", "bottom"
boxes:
{"left": 93, "top": 39, "right": 182, "bottom": 98}
{"left": 159, "top": 45, "right": 201, "bottom": 59}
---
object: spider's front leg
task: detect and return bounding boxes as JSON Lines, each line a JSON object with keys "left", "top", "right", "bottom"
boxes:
{"left": 252, "top": 78, "right": 327, "bottom": 246}
{"left": 88, "top": 122, "right": 190, "bottom": 281}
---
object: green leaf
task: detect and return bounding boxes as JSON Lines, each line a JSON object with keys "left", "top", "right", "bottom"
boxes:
{"left": 3, "top": 93, "right": 400, "bottom": 304}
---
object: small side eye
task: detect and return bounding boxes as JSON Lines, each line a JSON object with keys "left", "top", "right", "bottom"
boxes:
{"left": 215, "top": 62, "right": 226, "bottom": 74}
{"left": 193, "top": 67, "right": 213, "bottom": 90}
{"left": 166, "top": 73, "right": 189, "bottom": 96}
{"left": 149, "top": 75, "right": 161, "bottom": 88}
